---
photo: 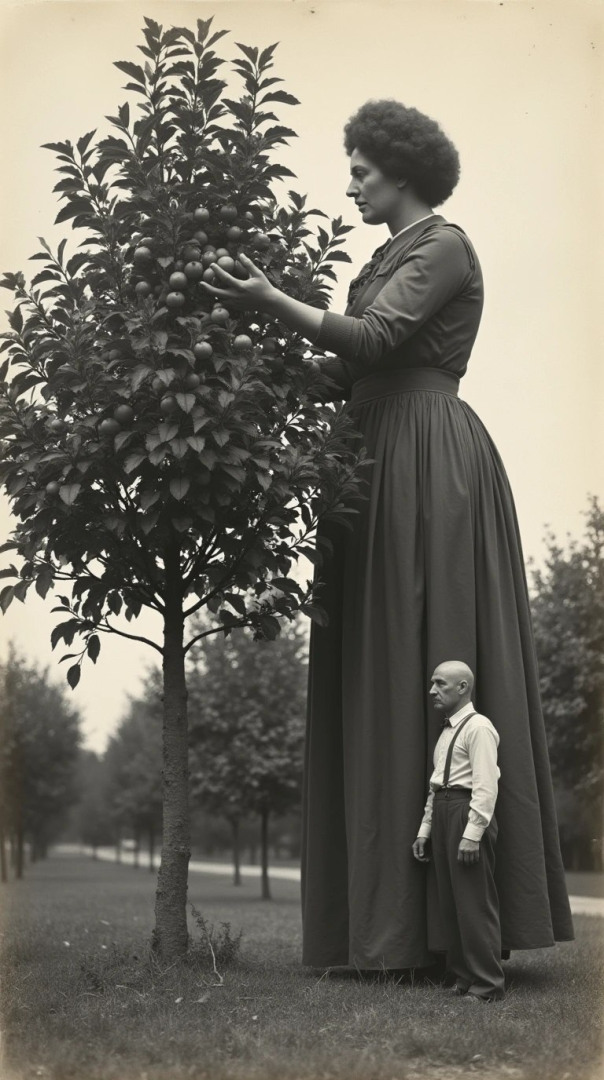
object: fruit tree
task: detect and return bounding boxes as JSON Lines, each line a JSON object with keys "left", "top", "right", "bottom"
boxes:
{"left": 0, "top": 17, "right": 366, "bottom": 960}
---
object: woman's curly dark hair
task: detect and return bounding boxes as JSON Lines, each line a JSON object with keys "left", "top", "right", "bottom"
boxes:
{"left": 344, "top": 100, "right": 460, "bottom": 206}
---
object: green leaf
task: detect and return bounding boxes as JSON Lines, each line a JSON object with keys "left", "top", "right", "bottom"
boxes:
{"left": 169, "top": 476, "right": 190, "bottom": 501}
{"left": 0, "top": 585, "right": 15, "bottom": 613}
{"left": 87, "top": 634, "right": 101, "bottom": 663}
{"left": 157, "top": 422, "right": 179, "bottom": 443}
{"left": 114, "top": 60, "right": 146, "bottom": 84}
{"left": 123, "top": 452, "right": 146, "bottom": 474}
{"left": 59, "top": 483, "right": 81, "bottom": 506}
{"left": 175, "top": 393, "right": 196, "bottom": 413}
{"left": 186, "top": 435, "right": 206, "bottom": 453}
{"left": 67, "top": 663, "right": 81, "bottom": 690}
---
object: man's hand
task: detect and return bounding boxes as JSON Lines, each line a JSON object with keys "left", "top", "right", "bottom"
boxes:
{"left": 458, "top": 838, "right": 480, "bottom": 864}
{"left": 412, "top": 836, "right": 431, "bottom": 862}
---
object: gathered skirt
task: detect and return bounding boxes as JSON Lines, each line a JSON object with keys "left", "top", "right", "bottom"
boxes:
{"left": 301, "top": 366, "right": 574, "bottom": 969}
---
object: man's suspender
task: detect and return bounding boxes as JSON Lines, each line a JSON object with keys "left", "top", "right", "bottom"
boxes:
{"left": 442, "top": 712, "right": 476, "bottom": 788}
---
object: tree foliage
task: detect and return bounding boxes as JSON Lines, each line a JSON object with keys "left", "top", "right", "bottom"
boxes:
{"left": 0, "top": 16, "right": 364, "bottom": 676}
{"left": 188, "top": 617, "right": 307, "bottom": 894}
{"left": 103, "top": 679, "right": 163, "bottom": 862}
{"left": 530, "top": 496, "right": 604, "bottom": 846}
{"left": 0, "top": 16, "right": 365, "bottom": 956}
{"left": 0, "top": 646, "right": 81, "bottom": 876}
{"left": 189, "top": 617, "right": 306, "bottom": 815}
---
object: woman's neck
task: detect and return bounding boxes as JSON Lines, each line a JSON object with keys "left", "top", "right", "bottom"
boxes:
{"left": 387, "top": 193, "right": 434, "bottom": 237}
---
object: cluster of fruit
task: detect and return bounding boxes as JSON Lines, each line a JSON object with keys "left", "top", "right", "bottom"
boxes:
{"left": 131, "top": 203, "right": 273, "bottom": 318}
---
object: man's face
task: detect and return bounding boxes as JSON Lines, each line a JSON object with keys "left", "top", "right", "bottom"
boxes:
{"left": 429, "top": 668, "right": 463, "bottom": 713}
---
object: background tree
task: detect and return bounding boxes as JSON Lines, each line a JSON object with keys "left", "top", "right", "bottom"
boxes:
{"left": 0, "top": 17, "right": 365, "bottom": 958}
{"left": 0, "top": 646, "right": 81, "bottom": 879}
{"left": 189, "top": 617, "right": 307, "bottom": 897}
{"left": 68, "top": 749, "right": 115, "bottom": 857}
{"left": 530, "top": 495, "right": 604, "bottom": 869}
{"left": 103, "top": 683, "right": 163, "bottom": 870}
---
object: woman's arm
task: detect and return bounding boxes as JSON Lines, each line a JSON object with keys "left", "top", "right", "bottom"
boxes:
{"left": 201, "top": 253, "right": 325, "bottom": 343}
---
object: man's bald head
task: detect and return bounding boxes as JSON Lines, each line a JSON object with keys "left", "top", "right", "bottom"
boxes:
{"left": 429, "top": 661, "right": 475, "bottom": 715}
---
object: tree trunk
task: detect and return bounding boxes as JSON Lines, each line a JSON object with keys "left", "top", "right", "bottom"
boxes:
{"left": 260, "top": 807, "right": 271, "bottom": 900}
{"left": 149, "top": 826, "right": 155, "bottom": 873}
{"left": 15, "top": 823, "right": 24, "bottom": 880}
{"left": 154, "top": 536, "right": 190, "bottom": 961}
{"left": 0, "top": 824, "right": 7, "bottom": 883}
{"left": 231, "top": 818, "right": 242, "bottom": 886}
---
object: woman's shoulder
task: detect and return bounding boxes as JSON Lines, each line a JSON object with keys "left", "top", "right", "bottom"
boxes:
{"left": 382, "top": 218, "right": 481, "bottom": 282}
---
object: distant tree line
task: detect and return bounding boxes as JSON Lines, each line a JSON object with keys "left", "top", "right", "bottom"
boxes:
{"left": 0, "top": 646, "right": 81, "bottom": 880}
{"left": 66, "top": 617, "right": 307, "bottom": 896}
{"left": 530, "top": 495, "right": 603, "bottom": 871}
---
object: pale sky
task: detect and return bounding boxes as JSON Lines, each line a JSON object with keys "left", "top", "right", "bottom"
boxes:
{"left": 0, "top": 0, "right": 602, "bottom": 752}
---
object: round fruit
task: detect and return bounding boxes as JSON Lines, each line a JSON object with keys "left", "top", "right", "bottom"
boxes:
{"left": 217, "top": 256, "right": 235, "bottom": 273}
{"left": 202, "top": 250, "right": 218, "bottom": 267}
{"left": 254, "top": 233, "right": 271, "bottom": 250}
{"left": 160, "top": 395, "right": 177, "bottom": 414}
{"left": 139, "top": 236, "right": 154, "bottom": 247}
{"left": 154, "top": 285, "right": 163, "bottom": 295}
{"left": 193, "top": 230, "right": 209, "bottom": 246}
{"left": 233, "top": 334, "right": 253, "bottom": 351}
{"left": 202, "top": 267, "right": 216, "bottom": 283}
{"left": 215, "top": 247, "right": 229, "bottom": 259}
{"left": 210, "top": 306, "right": 229, "bottom": 324}
{"left": 113, "top": 404, "right": 134, "bottom": 425}
{"left": 169, "top": 271, "right": 188, "bottom": 290}
{"left": 244, "top": 211, "right": 254, "bottom": 221}
{"left": 166, "top": 291, "right": 186, "bottom": 309}
{"left": 227, "top": 225, "right": 243, "bottom": 242}
{"left": 194, "top": 207, "right": 210, "bottom": 223}
{"left": 262, "top": 337, "right": 278, "bottom": 354}
{"left": 45, "top": 481, "right": 61, "bottom": 496}
{"left": 193, "top": 341, "right": 213, "bottom": 360}
{"left": 220, "top": 204, "right": 238, "bottom": 222}
{"left": 99, "top": 418, "right": 121, "bottom": 437}
{"left": 184, "top": 372, "right": 201, "bottom": 390}
{"left": 233, "top": 260, "right": 248, "bottom": 279}
{"left": 48, "top": 418, "right": 65, "bottom": 433}
{"left": 133, "top": 245, "right": 153, "bottom": 265}
{"left": 184, "top": 260, "right": 204, "bottom": 281}
{"left": 135, "top": 280, "right": 152, "bottom": 298}
{"left": 182, "top": 244, "right": 201, "bottom": 262}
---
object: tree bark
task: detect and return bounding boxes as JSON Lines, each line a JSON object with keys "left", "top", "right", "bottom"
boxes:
{"left": 15, "top": 823, "right": 24, "bottom": 880}
{"left": 149, "top": 826, "right": 155, "bottom": 873}
{"left": 0, "top": 824, "right": 7, "bottom": 883}
{"left": 231, "top": 818, "right": 242, "bottom": 886}
{"left": 154, "top": 535, "right": 190, "bottom": 960}
{"left": 260, "top": 807, "right": 271, "bottom": 900}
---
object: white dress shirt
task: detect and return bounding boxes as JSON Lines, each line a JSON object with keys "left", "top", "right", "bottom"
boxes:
{"left": 417, "top": 701, "right": 500, "bottom": 842}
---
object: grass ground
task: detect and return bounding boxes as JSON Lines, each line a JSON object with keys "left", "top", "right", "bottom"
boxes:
{"left": 1, "top": 854, "right": 602, "bottom": 1080}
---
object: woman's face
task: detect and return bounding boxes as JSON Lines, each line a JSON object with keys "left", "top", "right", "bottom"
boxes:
{"left": 346, "top": 148, "right": 405, "bottom": 228}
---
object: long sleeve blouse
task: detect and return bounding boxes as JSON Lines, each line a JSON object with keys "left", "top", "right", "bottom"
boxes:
{"left": 314, "top": 215, "right": 484, "bottom": 399}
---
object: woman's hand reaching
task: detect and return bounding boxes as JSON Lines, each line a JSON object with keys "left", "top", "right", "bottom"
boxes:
{"left": 201, "top": 251, "right": 325, "bottom": 344}
{"left": 200, "top": 252, "right": 277, "bottom": 312}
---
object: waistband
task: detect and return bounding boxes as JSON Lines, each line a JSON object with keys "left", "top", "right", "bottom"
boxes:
{"left": 351, "top": 367, "right": 460, "bottom": 405}
{"left": 434, "top": 786, "right": 472, "bottom": 798}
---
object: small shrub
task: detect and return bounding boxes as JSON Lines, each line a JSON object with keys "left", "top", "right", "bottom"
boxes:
{"left": 188, "top": 903, "right": 243, "bottom": 972}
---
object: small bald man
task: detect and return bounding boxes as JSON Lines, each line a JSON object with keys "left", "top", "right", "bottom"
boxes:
{"left": 413, "top": 661, "right": 505, "bottom": 1002}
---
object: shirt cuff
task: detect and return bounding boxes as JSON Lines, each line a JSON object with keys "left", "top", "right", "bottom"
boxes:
{"left": 462, "top": 823, "right": 486, "bottom": 842}
{"left": 417, "top": 824, "right": 432, "bottom": 840}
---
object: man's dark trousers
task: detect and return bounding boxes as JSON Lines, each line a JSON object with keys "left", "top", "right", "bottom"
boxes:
{"left": 432, "top": 789, "right": 505, "bottom": 1000}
